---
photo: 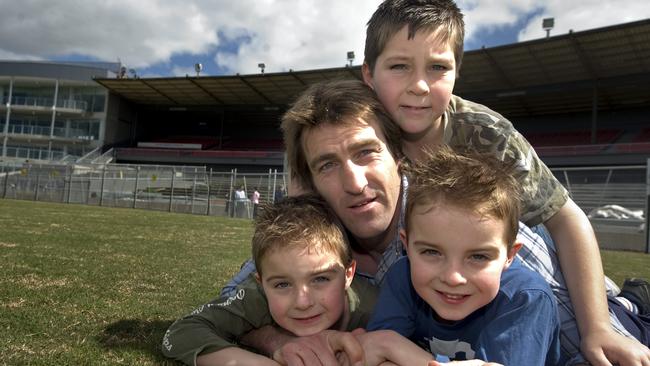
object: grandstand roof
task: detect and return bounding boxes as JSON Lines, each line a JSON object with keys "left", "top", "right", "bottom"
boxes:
{"left": 95, "top": 18, "right": 650, "bottom": 117}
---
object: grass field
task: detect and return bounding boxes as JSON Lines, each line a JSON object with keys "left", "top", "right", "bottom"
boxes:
{"left": 1, "top": 199, "right": 649, "bottom": 365}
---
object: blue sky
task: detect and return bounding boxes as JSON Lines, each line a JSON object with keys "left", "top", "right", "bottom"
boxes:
{"left": 1, "top": 0, "right": 648, "bottom": 78}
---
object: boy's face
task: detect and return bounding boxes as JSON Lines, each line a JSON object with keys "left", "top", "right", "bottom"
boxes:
{"left": 257, "top": 245, "right": 355, "bottom": 336}
{"left": 302, "top": 117, "right": 401, "bottom": 243}
{"left": 401, "top": 203, "right": 520, "bottom": 322}
{"left": 363, "top": 26, "right": 456, "bottom": 136}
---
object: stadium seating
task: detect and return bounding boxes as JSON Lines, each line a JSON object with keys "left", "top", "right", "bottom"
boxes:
{"left": 524, "top": 129, "right": 622, "bottom": 147}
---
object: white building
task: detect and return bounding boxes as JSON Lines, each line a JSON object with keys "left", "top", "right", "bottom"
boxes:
{"left": 0, "top": 61, "right": 120, "bottom": 167}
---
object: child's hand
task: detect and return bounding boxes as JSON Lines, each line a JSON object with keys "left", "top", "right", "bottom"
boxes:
{"left": 428, "top": 361, "right": 503, "bottom": 366}
{"left": 272, "top": 329, "right": 364, "bottom": 366}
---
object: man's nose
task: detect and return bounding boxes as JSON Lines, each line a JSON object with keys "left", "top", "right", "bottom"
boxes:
{"left": 341, "top": 161, "right": 368, "bottom": 195}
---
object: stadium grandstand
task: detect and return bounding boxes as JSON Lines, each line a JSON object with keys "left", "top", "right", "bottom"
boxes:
{"left": 90, "top": 18, "right": 650, "bottom": 172}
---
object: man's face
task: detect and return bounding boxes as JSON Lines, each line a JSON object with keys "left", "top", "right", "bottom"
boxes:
{"left": 363, "top": 25, "right": 456, "bottom": 138}
{"left": 402, "top": 203, "right": 519, "bottom": 322}
{"left": 302, "top": 118, "right": 401, "bottom": 243}
{"left": 258, "top": 246, "right": 355, "bottom": 336}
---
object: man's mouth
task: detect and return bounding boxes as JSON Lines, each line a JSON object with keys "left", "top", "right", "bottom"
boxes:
{"left": 349, "top": 197, "right": 376, "bottom": 208}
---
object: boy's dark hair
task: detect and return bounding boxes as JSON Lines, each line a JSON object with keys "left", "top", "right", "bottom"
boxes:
{"left": 252, "top": 195, "right": 352, "bottom": 276}
{"left": 404, "top": 146, "right": 521, "bottom": 248}
{"left": 281, "top": 79, "right": 403, "bottom": 192}
{"left": 364, "top": 0, "right": 465, "bottom": 75}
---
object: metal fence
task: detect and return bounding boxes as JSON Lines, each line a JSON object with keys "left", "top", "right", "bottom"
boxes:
{"left": 0, "top": 162, "right": 288, "bottom": 219}
{"left": 551, "top": 163, "right": 649, "bottom": 253}
{"left": 2, "top": 160, "right": 649, "bottom": 251}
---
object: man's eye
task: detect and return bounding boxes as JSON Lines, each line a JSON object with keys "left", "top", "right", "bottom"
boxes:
{"left": 318, "top": 162, "right": 335, "bottom": 173}
{"left": 358, "top": 149, "right": 374, "bottom": 158}
{"left": 430, "top": 64, "right": 448, "bottom": 71}
{"left": 390, "top": 64, "right": 408, "bottom": 70}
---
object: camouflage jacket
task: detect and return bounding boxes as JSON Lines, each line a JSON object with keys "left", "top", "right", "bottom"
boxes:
{"left": 444, "top": 95, "right": 568, "bottom": 226}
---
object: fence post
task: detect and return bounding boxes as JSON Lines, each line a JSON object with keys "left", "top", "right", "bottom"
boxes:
{"left": 229, "top": 168, "right": 236, "bottom": 217}
{"left": 133, "top": 165, "right": 140, "bottom": 209}
{"left": 272, "top": 169, "right": 277, "bottom": 203}
{"left": 66, "top": 165, "right": 73, "bottom": 203}
{"left": 645, "top": 158, "right": 650, "bottom": 254}
{"left": 34, "top": 173, "right": 40, "bottom": 201}
{"left": 169, "top": 168, "right": 175, "bottom": 213}
{"left": 206, "top": 168, "right": 212, "bottom": 216}
{"left": 99, "top": 165, "right": 107, "bottom": 206}
{"left": 191, "top": 168, "right": 196, "bottom": 214}
{"left": 2, "top": 165, "right": 8, "bottom": 198}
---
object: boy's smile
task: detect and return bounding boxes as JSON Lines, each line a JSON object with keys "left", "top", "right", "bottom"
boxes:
{"left": 258, "top": 246, "right": 355, "bottom": 337}
{"left": 401, "top": 203, "right": 519, "bottom": 322}
{"left": 363, "top": 25, "right": 456, "bottom": 144}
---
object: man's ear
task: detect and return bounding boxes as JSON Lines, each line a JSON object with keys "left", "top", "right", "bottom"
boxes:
{"left": 399, "top": 228, "right": 408, "bottom": 252}
{"left": 504, "top": 242, "right": 523, "bottom": 269}
{"left": 344, "top": 260, "right": 357, "bottom": 289}
{"left": 361, "top": 62, "right": 374, "bottom": 89}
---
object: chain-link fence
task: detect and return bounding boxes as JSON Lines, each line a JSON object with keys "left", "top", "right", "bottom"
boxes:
{"left": 551, "top": 163, "right": 649, "bottom": 252}
{"left": 0, "top": 162, "right": 288, "bottom": 219}
{"left": 2, "top": 161, "right": 649, "bottom": 251}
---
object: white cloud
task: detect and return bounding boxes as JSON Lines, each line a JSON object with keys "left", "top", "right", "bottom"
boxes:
{"left": 517, "top": 0, "right": 650, "bottom": 41}
{"left": 0, "top": 0, "right": 647, "bottom": 76}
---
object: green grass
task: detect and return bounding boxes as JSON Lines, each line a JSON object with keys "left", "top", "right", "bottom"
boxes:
{"left": 1, "top": 199, "right": 252, "bottom": 365}
{"left": 1, "top": 199, "right": 649, "bottom": 365}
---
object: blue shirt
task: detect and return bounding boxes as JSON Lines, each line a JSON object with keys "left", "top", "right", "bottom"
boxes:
{"left": 367, "top": 257, "right": 563, "bottom": 366}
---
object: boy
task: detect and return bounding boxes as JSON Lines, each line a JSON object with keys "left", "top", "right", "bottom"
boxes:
{"left": 360, "top": 0, "right": 650, "bottom": 363}
{"left": 361, "top": 146, "right": 562, "bottom": 365}
{"left": 161, "top": 195, "right": 378, "bottom": 365}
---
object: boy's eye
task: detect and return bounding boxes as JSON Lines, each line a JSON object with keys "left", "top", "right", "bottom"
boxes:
{"left": 430, "top": 64, "right": 447, "bottom": 71}
{"left": 273, "top": 281, "right": 291, "bottom": 289}
{"left": 421, "top": 248, "right": 440, "bottom": 257}
{"left": 389, "top": 64, "right": 408, "bottom": 70}
{"left": 312, "top": 276, "right": 331, "bottom": 284}
{"left": 469, "top": 254, "right": 490, "bottom": 262}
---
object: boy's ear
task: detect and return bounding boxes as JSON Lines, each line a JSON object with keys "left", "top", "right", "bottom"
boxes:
{"left": 399, "top": 228, "right": 408, "bottom": 251}
{"left": 344, "top": 260, "right": 357, "bottom": 289}
{"left": 504, "top": 242, "right": 523, "bottom": 269}
{"left": 254, "top": 272, "right": 262, "bottom": 284}
{"left": 361, "top": 63, "right": 374, "bottom": 89}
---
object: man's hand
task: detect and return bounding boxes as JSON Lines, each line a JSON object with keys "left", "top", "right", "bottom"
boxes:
{"left": 581, "top": 328, "right": 650, "bottom": 366}
{"left": 272, "top": 329, "right": 364, "bottom": 366}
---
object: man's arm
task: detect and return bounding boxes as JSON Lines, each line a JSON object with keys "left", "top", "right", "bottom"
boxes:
{"left": 546, "top": 199, "right": 650, "bottom": 366}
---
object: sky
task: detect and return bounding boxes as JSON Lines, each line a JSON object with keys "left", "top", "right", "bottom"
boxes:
{"left": 1, "top": 0, "right": 648, "bottom": 78}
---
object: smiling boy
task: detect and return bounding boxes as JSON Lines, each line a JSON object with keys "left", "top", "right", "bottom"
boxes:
{"left": 161, "top": 195, "right": 377, "bottom": 365}
{"left": 360, "top": 147, "right": 562, "bottom": 365}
